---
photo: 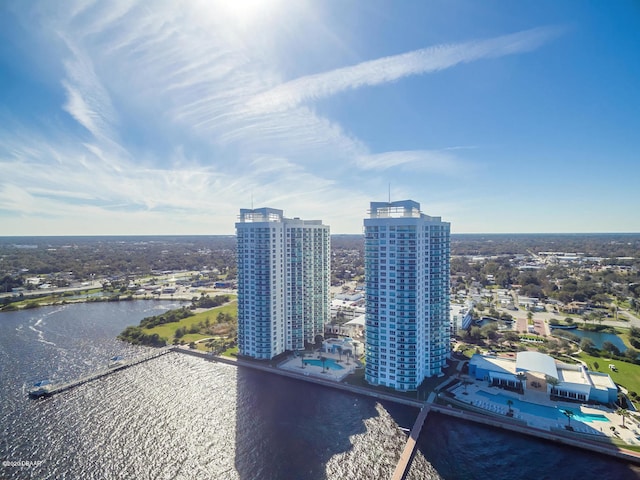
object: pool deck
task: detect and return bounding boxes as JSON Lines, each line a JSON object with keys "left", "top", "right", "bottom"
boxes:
{"left": 450, "top": 380, "right": 640, "bottom": 445}
{"left": 278, "top": 352, "right": 357, "bottom": 381}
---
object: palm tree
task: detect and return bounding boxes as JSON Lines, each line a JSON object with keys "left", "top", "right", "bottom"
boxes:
{"left": 320, "top": 356, "right": 327, "bottom": 373}
{"left": 515, "top": 372, "right": 527, "bottom": 392}
{"left": 506, "top": 399, "right": 514, "bottom": 416}
{"left": 546, "top": 375, "right": 560, "bottom": 395}
{"left": 563, "top": 409, "right": 574, "bottom": 429}
{"left": 462, "top": 379, "right": 471, "bottom": 394}
{"left": 617, "top": 408, "right": 630, "bottom": 428}
{"left": 300, "top": 351, "right": 306, "bottom": 369}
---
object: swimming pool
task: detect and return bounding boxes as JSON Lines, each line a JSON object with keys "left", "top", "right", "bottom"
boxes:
{"left": 476, "top": 391, "right": 609, "bottom": 423}
{"left": 303, "top": 359, "right": 344, "bottom": 370}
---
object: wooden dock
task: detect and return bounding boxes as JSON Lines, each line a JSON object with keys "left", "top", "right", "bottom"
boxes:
{"left": 391, "top": 404, "right": 431, "bottom": 480}
{"left": 30, "top": 347, "right": 172, "bottom": 397}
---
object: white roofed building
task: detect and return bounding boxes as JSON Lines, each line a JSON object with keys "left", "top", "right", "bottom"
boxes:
{"left": 469, "top": 351, "right": 617, "bottom": 405}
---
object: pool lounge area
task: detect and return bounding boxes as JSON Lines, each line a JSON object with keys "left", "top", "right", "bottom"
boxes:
{"left": 475, "top": 390, "right": 609, "bottom": 424}
{"left": 448, "top": 379, "right": 640, "bottom": 442}
{"left": 278, "top": 351, "right": 357, "bottom": 381}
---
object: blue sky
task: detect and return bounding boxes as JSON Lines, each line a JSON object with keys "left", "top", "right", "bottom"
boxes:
{"left": 1, "top": 0, "right": 639, "bottom": 235}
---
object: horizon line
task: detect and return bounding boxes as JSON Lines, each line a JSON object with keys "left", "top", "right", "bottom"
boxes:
{"left": 1, "top": 232, "right": 640, "bottom": 238}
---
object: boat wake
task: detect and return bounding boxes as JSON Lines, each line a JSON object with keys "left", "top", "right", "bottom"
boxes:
{"left": 29, "top": 324, "right": 56, "bottom": 346}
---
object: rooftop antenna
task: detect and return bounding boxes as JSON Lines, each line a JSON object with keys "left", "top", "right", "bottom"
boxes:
{"left": 388, "top": 183, "right": 391, "bottom": 204}
{"left": 251, "top": 192, "right": 254, "bottom": 210}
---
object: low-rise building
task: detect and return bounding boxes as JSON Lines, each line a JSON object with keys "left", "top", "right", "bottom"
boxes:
{"left": 468, "top": 351, "right": 617, "bottom": 405}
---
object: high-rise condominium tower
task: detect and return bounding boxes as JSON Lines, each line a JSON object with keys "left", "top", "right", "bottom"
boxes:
{"left": 364, "top": 200, "right": 450, "bottom": 391}
{"left": 236, "top": 207, "right": 330, "bottom": 360}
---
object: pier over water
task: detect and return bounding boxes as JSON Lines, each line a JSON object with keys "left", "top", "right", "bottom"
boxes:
{"left": 391, "top": 404, "right": 431, "bottom": 480}
{"left": 28, "top": 347, "right": 172, "bottom": 397}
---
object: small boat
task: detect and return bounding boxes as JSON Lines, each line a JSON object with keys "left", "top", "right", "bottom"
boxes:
{"left": 108, "top": 355, "right": 126, "bottom": 368}
{"left": 28, "top": 380, "right": 53, "bottom": 398}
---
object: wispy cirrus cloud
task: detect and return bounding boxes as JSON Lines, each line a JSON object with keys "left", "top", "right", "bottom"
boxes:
{"left": 355, "top": 149, "right": 472, "bottom": 175}
{"left": 247, "top": 26, "right": 564, "bottom": 113}
{"left": 60, "top": 37, "right": 119, "bottom": 143}
{"left": 0, "top": 0, "right": 567, "bottom": 234}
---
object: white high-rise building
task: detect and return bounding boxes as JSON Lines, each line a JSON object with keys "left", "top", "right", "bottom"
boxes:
{"left": 364, "top": 200, "right": 450, "bottom": 391}
{"left": 236, "top": 207, "right": 330, "bottom": 360}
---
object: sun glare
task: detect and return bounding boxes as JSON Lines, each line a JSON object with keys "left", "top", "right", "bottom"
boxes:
{"left": 198, "top": 0, "right": 284, "bottom": 29}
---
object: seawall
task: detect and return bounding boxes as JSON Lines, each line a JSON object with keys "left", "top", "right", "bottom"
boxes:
{"left": 171, "top": 347, "right": 640, "bottom": 467}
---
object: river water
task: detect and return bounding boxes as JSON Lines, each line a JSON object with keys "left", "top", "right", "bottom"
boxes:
{"left": 0, "top": 301, "right": 638, "bottom": 479}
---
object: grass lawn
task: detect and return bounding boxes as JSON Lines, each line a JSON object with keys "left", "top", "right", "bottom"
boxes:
{"left": 145, "top": 301, "right": 237, "bottom": 342}
{"left": 222, "top": 346, "right": 239, "bottom": 357}
{"left": 459, "top": 347, "right": 477, "bottom": 359}
{"left": 577, "top": 352, "right": 640, "bottom": 397}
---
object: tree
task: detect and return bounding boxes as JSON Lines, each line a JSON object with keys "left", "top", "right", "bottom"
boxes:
{"left": 580, "top": 338, "right": 596, "bottom": 354}
{"left": 515, "top": 372, "right": 527, "bottom": 392}
{"left": 481, "top": 322, "right": 499, "bottom": 341}
{"left": 319, "top": 356, "right": 327, "bottom": 373}
{"left": 503, "top": 331, "right": 520, "bottom": 347}
{"left": 610, "top": 305, "right": 618, "bottom": 322}
{"left": 465, "top": 326, "right": 483, "bottom": 343}
{"left": 563, "top": 409, "right": 574, "bottom": 429}
{"left": 590, "top": 311, "right": 605, "bottom": 326}
{"left": 462, "top": 379, "right": 471, "bottom": 393}
{"left": 602, "top": 341, "right": 621, "bottom": 356}
{"left": 546, "top": 375, "right": 560, "bottom": 391}
{"left": 625, "top": 348, "right": 639, "bottom": 362}
{"left": 616, "top": 408, "right": 630, "bottom": 428}
{"left": 506, "top": 399, "right": 514, "bottom": 416}
{"left": 593, "top": 361, "right": 600, "bottom": 371}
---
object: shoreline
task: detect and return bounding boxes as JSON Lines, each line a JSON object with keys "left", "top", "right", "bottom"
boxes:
{"left": 11, "top": 296, "right": 640, "bottom": 467}
{"left": 171, "top": 346, "right": 640, "bottom": 467}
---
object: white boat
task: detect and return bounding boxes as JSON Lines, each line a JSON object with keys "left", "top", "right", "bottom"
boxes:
{"left": 108, "top": 355, "right": 126, "bottom": 368}
{"left": 28, "top": 380, "right": 52, "bottom": 398}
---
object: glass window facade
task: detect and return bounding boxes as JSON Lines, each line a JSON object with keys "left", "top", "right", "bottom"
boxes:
{"left": 364, "top": 201, "right": 450, "bottom": 391}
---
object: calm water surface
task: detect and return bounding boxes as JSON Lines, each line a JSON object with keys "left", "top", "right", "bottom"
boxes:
{"left": 1, "top": 301, "right": 638, "bottom": 479}
{"left": 563, "top": 329, "right": 628, "bottom": 352}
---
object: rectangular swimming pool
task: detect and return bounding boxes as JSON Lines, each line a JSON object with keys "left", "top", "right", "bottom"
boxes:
{"left": 476, "top": 391, "right": 609, "bottom": 423}
{"left": 303, "top": 359, "right": 345, "bottom": 370}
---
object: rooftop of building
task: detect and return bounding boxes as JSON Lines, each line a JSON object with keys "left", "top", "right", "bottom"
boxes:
{"left": 470, "top": 352, "right": 616, "bottom": 392}
{"left": 367, "top": 199, "right": 444, "bottom": 223}
{"left": 237, "top": 207, "right": 326, "bottom": 226}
